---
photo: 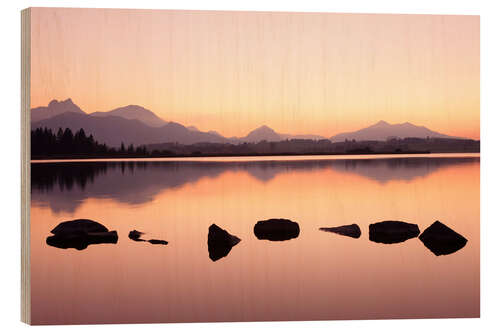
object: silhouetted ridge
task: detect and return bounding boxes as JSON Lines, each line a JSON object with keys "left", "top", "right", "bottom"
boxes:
{"left": 331, "top": 120, "right": 463, "bottom": 142}
{"left": 31, "top": 98, "right": 85, "bottom": 123}
{"left": 31, "top": 99, "right": 474, "bottom": 148}
{"left": 90, "top": 105, "right": 166, "bottom": 127}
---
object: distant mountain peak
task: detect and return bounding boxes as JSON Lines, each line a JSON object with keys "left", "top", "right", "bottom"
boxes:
{"left": 256, "top": 125, "right": 273, "bottom": 130}
{"left": 248, "top": 125, "right": 278, "bottom": 135}
{"left": 31, "top": 98, "right": 85, "bottom": 123}
{"left": 90, "top": 104, "right": 167, "bottom": 127}
{"left": 331, "top": 120, "right": 461, "bottom": 142}
{"left": 208, "top": 130, "right": 223, "bottom": 137}
{"left": 243, "top": 125, "right": 281, "bottom": 142}
{"left": 47, "top": 98, "right": 80, "bottom": 109}
{"left": 374, "top": 120, "right": 389, "bottom": 126}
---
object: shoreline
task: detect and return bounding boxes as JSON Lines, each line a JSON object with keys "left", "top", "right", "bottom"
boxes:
{"left": 30, "top": 152, "right": 480, "bottom": 164}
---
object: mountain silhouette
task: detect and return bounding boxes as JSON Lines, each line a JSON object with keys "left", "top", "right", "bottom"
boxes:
{"left": 280, "top": 133, "right": 326, "bottom": 140}
{"left": 31, "top": 112, "right": 230, "bottom": 147}
{"left": 31, "top": 99, "right": 470, "bottom": 147}
{"left": 243, "top": 125, "right": 282, "bottom": 142}
{"left": 188, "top": 126, "right": 225, "bottom": 138}
{"left": 31, "top": 98, "right": 85, "bottom": 123}
{"left": 90, "top": 105, "right": 166, "bottom": 127}
{"left": 240, "top": 125, "right": 326, "bottom": 143}
{"left": 330, "top": 120, "right": 462, "bottom": 142}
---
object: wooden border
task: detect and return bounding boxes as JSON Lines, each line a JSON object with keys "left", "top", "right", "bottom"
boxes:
{"left": 21, "top": 7, "right": 31, "bottom": 325}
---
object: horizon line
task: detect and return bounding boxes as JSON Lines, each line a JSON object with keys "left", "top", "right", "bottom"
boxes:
{"left": 31, "top": 98, "right": 475, "bottom": 140}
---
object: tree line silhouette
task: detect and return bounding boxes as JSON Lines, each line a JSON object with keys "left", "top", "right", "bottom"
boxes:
{"left": 31, "top": 127, "right": 149, "bottom": 158}
{"left": 31, "top": 126, "right": 480, "bottom": 159}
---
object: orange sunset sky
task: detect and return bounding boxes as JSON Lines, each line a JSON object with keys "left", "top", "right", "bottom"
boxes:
{"left": 30, "top": 8, "right": 479, "bottom": 139}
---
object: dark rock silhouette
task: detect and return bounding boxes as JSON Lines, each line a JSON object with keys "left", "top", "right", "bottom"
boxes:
{"left": 369, "top": 221, "right": 420, "bottom": 244}
{"left": 51, "top": 219, "right": 109, "bottom": 234}
{"left": 254, "top": 219, "right": 300, "bottom": 241}
{"left": 128, "top": 230, "right": 146, "bottom": 242}
{"left": 419, "top": 221, "right": 468, "bottom": 256}
{"left": 46, "top": 219, "right": 118, "bottom": 250}
{"left": 128, "top": 229, "right": 168, "bottom": 245}
{"left": 320, "top": 224, "right": 361, "bottom": 238}
{"left": 207, "top": 224, "right": 241, "bottom": 262}
{"left": 148, "top": 239, "right": 169, "bottom": 245}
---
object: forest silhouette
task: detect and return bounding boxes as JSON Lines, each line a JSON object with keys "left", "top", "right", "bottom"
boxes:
{"left": 31, "top": 126, "right": 480, "bottom": 159}
{"left": 31, "top": 127, "right": 149, "bottom": 158}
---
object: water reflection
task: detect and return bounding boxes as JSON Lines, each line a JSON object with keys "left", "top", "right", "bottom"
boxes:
{"left": 31, "top": 156, "right": 479, "bottom": 213}
{"left": 30, "top": 155, "right": 480, "bottom": 323}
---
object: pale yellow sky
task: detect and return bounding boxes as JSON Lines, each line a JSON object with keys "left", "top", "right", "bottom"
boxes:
{"left": 30, "top": 8, "right": 479, "bottom": 139}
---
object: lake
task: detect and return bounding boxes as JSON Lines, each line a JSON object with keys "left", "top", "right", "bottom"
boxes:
{"left": 30, "top": 153, "right": 480, "bottom": 324}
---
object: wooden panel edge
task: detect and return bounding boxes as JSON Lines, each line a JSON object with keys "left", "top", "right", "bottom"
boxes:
{"left": 21, "top": 7, "right": 31, "bottom": 325}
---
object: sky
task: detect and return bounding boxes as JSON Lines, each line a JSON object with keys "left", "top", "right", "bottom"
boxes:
{"left": 30, "top": 8, "right": 479, "bottom": 139}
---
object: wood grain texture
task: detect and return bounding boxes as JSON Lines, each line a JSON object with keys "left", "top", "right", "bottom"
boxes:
{"left": 21, "top": 7, "right": 31, "bottom": 325}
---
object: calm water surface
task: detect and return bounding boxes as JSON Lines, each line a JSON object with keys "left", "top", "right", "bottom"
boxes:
{"left": 30, "top": 154, "right": 480, "bottom": 324}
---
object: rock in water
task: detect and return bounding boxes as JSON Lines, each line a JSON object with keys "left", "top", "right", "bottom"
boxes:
{"left": 128, "top": 230, "right": 146, "bottom": 242}
{"left": 419, "top": 221, "right": 468, "bottom": 256}
{"left": 51, "top": 219, "right": 109, "bottom": 234}
{"left": 320, "top": 224, "right": 361, "bottom": 238}
{"left": 254, "top": 219, "right": 300, "bottom": 241}
{"left": 207, "top": 224, "right": 241, "bottom": 261}
{"left": 46, "top": 219, "right": 118, "bottom": 250}
{"left": 129, "top": 229, "right": 168, "bottom": 245}
{"left": 148, "top": 239, "right": 168, "bottom": 245}
{"left": 369, "top": 221, "right": 420, "bottom": 244}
